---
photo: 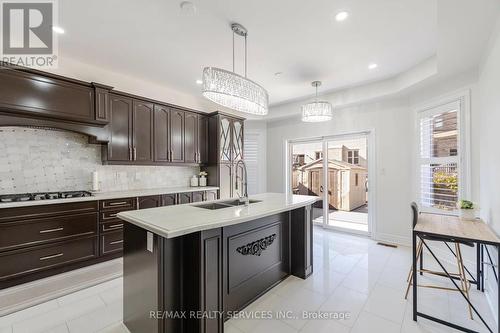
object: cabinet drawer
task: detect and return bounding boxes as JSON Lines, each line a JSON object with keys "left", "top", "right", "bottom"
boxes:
{"left": 0, "top": 212, "right": 98, "bottom": 252}
{"left": 99, "top": 198, "right": 136, "bottom": 211}
{"left": 0, "top": 237, "right": 97, "bottom": 282}
{"left": 99, "top": 210, "right": 123, "bottom": 223}
{"left": 0, "top": 201, "right": 98, "bottom": 223}
{"left": 101, "top": 221, "right": 124, "bottom": 233}
{"left": 100, "top": 231, "right": 123, "bottom": 255}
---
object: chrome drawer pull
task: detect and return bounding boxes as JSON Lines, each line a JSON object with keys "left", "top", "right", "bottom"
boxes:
{"left": 109, "top": 214, "right": 118, "bottom": 217}
{"left": 108, "top": 201, "right": 128, "bottom": 206}
{"left": 110, "top": 240, "right": 123, "bottom": 245}
{"left": 106, "top": 224, "right": 123, "bottom": 229}
{"left": 39, "top": 227, "right": 64, "bottom": 234}
{"left": 39, "top": 253, "right": 63, "bottom": 261}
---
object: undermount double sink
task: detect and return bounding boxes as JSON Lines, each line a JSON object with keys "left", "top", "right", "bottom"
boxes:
{"left": 194, "top": 199, "right": 262, "bottom": 210}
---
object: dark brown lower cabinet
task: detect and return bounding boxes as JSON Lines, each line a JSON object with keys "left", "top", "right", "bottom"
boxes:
{"left": 0, "top": 236, "right": 98, "bottom": 286}
{"left": 100, "top": 230, "right": 124, "bottom": 256}
{"left": 123, "top": 205, "right": 313, "bottom": 333}
{"left": 178, "top": 192, "right": 192, "bottom": 204}
{"left": 138, "top": 195, "right": 161, "bottom": 209}
{"left": 161, "top": 194, "right": 177, "bottom": 206}
{"left": 192, "top": 191, "right": 205, "bottom": 203}
{"left": 206, "top": 190, "right": 218, "bottom": 201}
{"left": 0, "top": 201, "right": 100, "bottom": 289}
{"left": 0, "top": 190, "right": 216, "bottom": 289}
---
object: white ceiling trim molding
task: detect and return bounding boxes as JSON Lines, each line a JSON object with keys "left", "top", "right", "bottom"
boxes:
{"left": 267, "top": 56, "right": 437, "bottom": 121}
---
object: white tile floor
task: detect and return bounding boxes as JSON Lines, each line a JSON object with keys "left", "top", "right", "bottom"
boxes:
{"left": 0, "top": 227, "right": 496, "bottom": 333}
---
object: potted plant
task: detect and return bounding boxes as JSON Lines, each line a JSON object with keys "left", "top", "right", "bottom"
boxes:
{"left": 199, "top": 171, "right": 208, "bottom": 187}
{"left": 458, "top": 200, "right": 476, "bottom": 221}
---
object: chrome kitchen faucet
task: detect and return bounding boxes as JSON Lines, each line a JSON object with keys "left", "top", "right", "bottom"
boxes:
{"left": 235, "top": 160, "right": 249, "bottom": 206}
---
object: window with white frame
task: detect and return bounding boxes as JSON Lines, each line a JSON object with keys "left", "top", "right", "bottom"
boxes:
{"left": 418, "top": 99, "right": 468, "bottom": 213}
{"left": 347, "top": 149, "right": 359, "bottom": 165}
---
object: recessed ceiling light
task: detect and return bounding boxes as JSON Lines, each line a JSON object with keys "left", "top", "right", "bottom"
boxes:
{"left": 52, "top": 26, "right": 65, "bottom": 34}
{"left": 274, "top": 72, "right": 283, "bottom": 77}
{"left": 196, "top": 79, "right": 203, "bottom": 85}
{"left": 180, "top": 1, "right": 197, "bottom": 16}
{"left": 335, "top": 11, "right": 349, "bottom": 22}
{"left": 368, "top": 63, "right": 378, "bottom": 70}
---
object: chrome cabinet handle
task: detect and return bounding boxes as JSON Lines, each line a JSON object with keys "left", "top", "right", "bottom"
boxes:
{"left": 40, "top": 253, "right": 63, "bottom": 261}
{"left": 108, "top": 201, "right": 127, "bottom": 206}
{"left": 109, "top": 213, "right": 118, "bottom": 217}
{"left": 110, "top": 240, "right": 124, "bottom": 245}
{"left": 129, "top": 147, "right": 132, "bottom": 160}
{"left": 133, "top": 147, "right": 137, "bottom": 160}
{"left": 104, "top": 224, "right": 123, "bottom": 231}
{"left": 39, "top": 227, "right": 64, "bottom": 234}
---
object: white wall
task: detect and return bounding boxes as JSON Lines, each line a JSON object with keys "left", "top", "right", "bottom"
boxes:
{"left": 264, "top": 67, "right": 482, "bottom": 245}
{"left": 479, "top": 19, "right": 500, "bottom": 235}
{"left": 478, "top": 15, "right": 500, "bottom": 317}
{"left": 267, "top": 98, "right": 414, "bottom": 244}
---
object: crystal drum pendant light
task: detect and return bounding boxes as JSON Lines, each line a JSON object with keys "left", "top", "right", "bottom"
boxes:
{"left": 301, "top": 81, "right": 333, "bottom": 122}
{"left": 202, "top": 23, "right": 269, "bottom": 116}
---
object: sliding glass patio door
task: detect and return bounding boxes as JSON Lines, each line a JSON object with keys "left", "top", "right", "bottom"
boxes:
{"left": 288, "top": 133, "right": 370, "bottom": 235}
{"left": 290, "top": 140, "right": 325, "bottom": 224}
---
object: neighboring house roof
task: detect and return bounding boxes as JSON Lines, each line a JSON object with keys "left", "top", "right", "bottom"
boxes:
{"left": 298, "top": 158, "right": 366, "bottom": 171}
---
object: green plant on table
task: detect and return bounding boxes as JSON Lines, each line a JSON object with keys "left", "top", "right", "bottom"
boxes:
{"left": 458, "top": 200, "right": 474, "bottom": 210}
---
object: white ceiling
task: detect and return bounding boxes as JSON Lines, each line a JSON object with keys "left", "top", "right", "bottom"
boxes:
{"left": 59, "top": 0, "right": 437, "bottom": 107}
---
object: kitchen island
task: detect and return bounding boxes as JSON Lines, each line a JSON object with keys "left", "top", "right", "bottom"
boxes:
{"left": 117, "top": 192, "right": 318, "bottom": 333}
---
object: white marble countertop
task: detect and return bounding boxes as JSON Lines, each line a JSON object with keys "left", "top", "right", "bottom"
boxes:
{"left": 117, "top": 193, "right": 319, "bottom": 239}
{"left": 0, "top": 186, "right": 219, "bottom": 209}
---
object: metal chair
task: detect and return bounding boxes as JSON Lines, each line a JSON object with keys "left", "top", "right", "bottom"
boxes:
{"left": 405, "top": 202, "right": 474, "bottom": 319}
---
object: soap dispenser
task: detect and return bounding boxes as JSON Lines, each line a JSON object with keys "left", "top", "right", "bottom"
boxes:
{"left": 190, "top": 175, "right": 199, "bottom": 187}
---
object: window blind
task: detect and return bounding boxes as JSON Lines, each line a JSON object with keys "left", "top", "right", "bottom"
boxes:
{"left": 418, "top": 100, "right": 461, "bottom": 212}
{"left": 244, "top": 133, "right": 259, "bottom": 195}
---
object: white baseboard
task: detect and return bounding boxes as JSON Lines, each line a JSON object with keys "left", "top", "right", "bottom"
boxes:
{"left": 372, "top": 232, "right": 411, "bottom": 247}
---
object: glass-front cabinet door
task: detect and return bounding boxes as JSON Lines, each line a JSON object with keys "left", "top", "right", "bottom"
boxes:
{"left": 232, "top": 119, "right": 244, "bottom": 162}
{"left": 220, "top": 116, "right": 232, "bottom": 162}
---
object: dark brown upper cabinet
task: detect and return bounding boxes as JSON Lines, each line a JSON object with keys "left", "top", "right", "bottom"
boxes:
{"left": 170, "top": 109, "right": 185, "bottom": 163}
{"left": 108, "top": 95, "right": 133, "bottom": 162}
{"left": 204, "top": 113, "right": 245, "bottom": 199}
{"left": 232, "top": 118, "right": 244, "bottom": 162}
{"left": 215, "top": 114, "right": 244, "bottom": 164}
{"left": 198, "top": 115, "right": 209, "bottom": 164}
{"left": 106, "top": 95, "right": 154, "bottom": 163}
{"left": 153, "top": 105, "right": 170, "bottom": 163}
{"left": 184, "top": 112, "right": 198, "bottom": 163}
{"left": 132, "top": 101, "right": 154, "bottom": 162}
{"left": 219, "top": 116, "right": 232, "bottom": 163}
{"left": 0, "top": 68, "right": 112, "bottom": 125}
{"left": 92, "top": 83, "right": 113, "bottom": 123}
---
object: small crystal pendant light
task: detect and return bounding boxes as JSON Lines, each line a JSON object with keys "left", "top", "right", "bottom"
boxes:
{"left": 301, "top": 81, "right": 333, "bottom": 122}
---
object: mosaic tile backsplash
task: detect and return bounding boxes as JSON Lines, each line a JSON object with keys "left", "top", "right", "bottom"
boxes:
{"left": 0, "top": 127, "right": 199, "bottom": 194}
